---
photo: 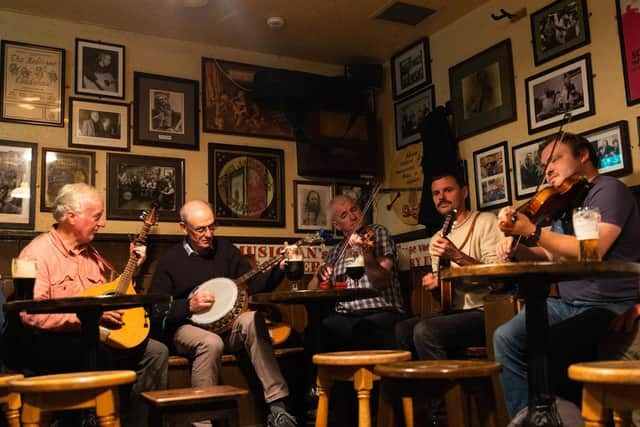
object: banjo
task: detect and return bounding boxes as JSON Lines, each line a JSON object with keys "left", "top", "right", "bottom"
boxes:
{"left": 189, "top": 231, "right": 330, "bottom": 334}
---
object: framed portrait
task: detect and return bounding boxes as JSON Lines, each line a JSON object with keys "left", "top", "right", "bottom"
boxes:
{"left": 0, "top": 40, "right": 65, "bottom": 127}
{"left": 511, "top": 136, "right": 548, "bottom": 199}
{"left": 473, "top": 141, "right": 511, "bottom": 211}
{"left": 581, "top": 120, "right": 632, "bottom": 177}
{"left": 134, "top": 71, "right": 199, "bottom": 150}
{"left": 335, "top": 182, "right": 374, "bottom": 225}
{"left": 209, "top": 143, "right": 284, "bottom": 227}
{"left": 390, "top": 38, "right": 431, "bottom": 100}
{"left": 106, "top": 153, "right": 184, "bottom": 221}
{"left": 530, "top": 0, "right": 590, "bottom": 66}
{"left": 293, "top": 180, "right": 333, "bottom": 233}
{"left": 0, "top": 140, "right": 36, "bottom": 229}
{"left": 40, "top": 148, "right": 95, "bottom": 212}
{"left": 449, "top": 39, "right": 516, "bottom": 140}
{"left": 616, "top": 1, "right": 640, "bottom": 106}
{"left": 394, "top": 85, "right": 435, "bottom": 150}
{"left": 75, "top": 38, "right": 125, "bottom": 99}
{"left": 202, "top": 58, "right": 294, "bottom": 139}
{"left": 69, "top": 97, "right": 130, "bottom": 151}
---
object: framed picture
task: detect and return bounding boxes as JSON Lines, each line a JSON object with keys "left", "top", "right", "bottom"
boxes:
{"left": 335, "top": 182, "right": 374, "bottom": 225}
{"left": 473, "top": 141, "right": 511, "bottom": 211}
{"left": 525, "top": 53, "right": 594, "bottom": 134}
{"left": 511, "top": 136, "right": 548, "bottom": 199}
{"left": 106, "top": 153, "right": 184, "bottom": 221}
{"left": 0, "top": 140, "right": 36, "bottom": 229}
{"left": 202, "top": 58, "right": 294, "bottom": 139}
{"left": 134, "top": 71, "right": 199, "bottom": 150}
{"left": 530, "top": 0, "right": 590, "bottom": 66}
{"left": 75, "top": 38, "right": 125, "bottom": 99}
{"left": 293, "top": 180, "right": 333, "bottom": 233}
{"left": 209, "top": 143, "right": 284, "bottom": 227}
{"left": 394, "top": 86, "right": 435, "bottom": 150}
{"left": 69, "top": 97, "right": 130, "bottom": 151}
{"left": 449, "top": 39, "right": 516, "bottom": 140}
{"left": 390, "top": 38, "right": 431, "bottom": 99}
{"left": 616, "top": 1, "right": 640, "bottom": 106}
{"left": 581, "top": 120, "right": 632, "bottom": 177}
{"left": 0, "top": 40, "right": 65, "bottom": 127}
{"left": 40, "top": 148, "right": 96, "bottom": 212}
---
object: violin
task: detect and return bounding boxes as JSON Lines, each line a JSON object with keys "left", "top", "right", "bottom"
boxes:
{"left": 356, "top": 226, "right": 376, "bottom": 247}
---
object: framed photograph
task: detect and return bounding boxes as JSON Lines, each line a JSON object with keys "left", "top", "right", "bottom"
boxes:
{"left": 531, "top": 0, "right": 590, "bottom": 66}
{"left": 209, "top": 143, "right": 284, "bottom": 227}
{"left": 390, "top": 38, "right": 431, "bottom": 99}
{"left": 1, "top": 40, "right": 65, "bottom": 127}
{"left": 69, "top": 97, "right": 130, "bottom": 151}
{"left": 525, "top": 53, "right": 594, "bottom": 134}
{"left": 394, "top": 86, "right": 435, "bottom": 150}
{"left": 512, "top": 136, "right": 548, "bottom": 199}
{"left": 581, "top": 120, "right": 632, "bottom": 177}
{"left": 616, "top": 1, "right": 640, "bottom": 105}
{"left": 473, "top": 141, "right": 511, "bottom": 211}
{"left": 202, "top": 58, "right": 294, "bottom": 140}
{"left": 41, "top": 148, "right": 95, "bottom": 212}
{"left": 335, "top": 182, "right": 374, "bottom": 225}
{"left": 106, "top": 153, "right": 184, "bottom": 221}
{"left": 449, "top": 39, "right": 516, "bottom": 140}
{"left": 75, "top": 38, "right": 125, "bottom": 99}
{"left": 134, "top": 71, "right": 199, "bottom": 150}
{"left": 0, "top": 140, "right": 36, "bottom": 229}
{"left": 293, "top": 180, "right": 333, "bottom": 233}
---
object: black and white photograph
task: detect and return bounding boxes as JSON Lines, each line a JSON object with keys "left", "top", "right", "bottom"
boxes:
{"left": 390, "top": 38, "right": 431, "bottom": 99}
{"left": 69, "top": 97, "right": 130, "bottom": 151}
{"left": 394, "top": 86, "right": 435, "bottom": 150}
{"left": 473, "top": 141, "right": 511, "bottom": 211}
{"left": 0, "top": 140, "right": 36, "bottom": 229}
{"left": 581, "top": 120, "right": 632, "bottom": 177}
{"left": 462, "top": 63, "right": 502, "bottom": 119}
{"left": 75, "top": 39, "right": 125, "bottom": 99}
{"left": 512, "top": 137, "right": 547, "bottom": 199}
{"left": 150, "top": 89, "right": 184, "bottom": 134}
{"left": 294, "top": 180, "right": 333, "bottom": 233}
{"left": 41, "top": 148, "right": 95, "bottom": 211}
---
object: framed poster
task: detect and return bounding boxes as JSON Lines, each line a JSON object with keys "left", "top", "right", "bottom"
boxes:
{"left": 390, "top": 38, "right": 431, "bottom": 99}
{"left": 394, "top": 85, "right": 435, "bottom": 150}
{"left": 0, "top": 40, "right": 65, "bottom": 127}
{"left": 41, "top": 148, "right": 95, "bottom": 212}
{"left": 0, "top": 140, "right": 36, "bottom": 229}
{"left": 209, "top": 143, "right": 284, "bottom": 227}
{"left": 293, "top": 180, "right": 333, "bottom": 233}
{"left": 75, "top": 38, "right": 125, "bottom": 99}
{"left": 616, "top": 0, "right": 640, "bottom": 105}
{"left": 69, "top": 97, "right": 130, "bottom": 151}
{"left": 473, "top": 141, "right": 511, "bottom": 211}
{"left": 581, "top": 120, "right": 632, "bottom": 177}
{"left": 511, "top": 136, "right": 547, "bottom": 199}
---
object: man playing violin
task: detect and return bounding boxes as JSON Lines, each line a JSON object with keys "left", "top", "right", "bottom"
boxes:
{"left": 494, "top": 132, "right": 640, "bottom": 418}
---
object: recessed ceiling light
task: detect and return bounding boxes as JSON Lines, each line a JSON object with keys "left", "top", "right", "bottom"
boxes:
{"left": 266, "top": 16, "right": 285, "bottom": 29}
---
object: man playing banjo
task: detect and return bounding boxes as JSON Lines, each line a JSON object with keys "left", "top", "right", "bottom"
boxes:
{"left": 149, "top": 200, "right": 297, "bottom": 427}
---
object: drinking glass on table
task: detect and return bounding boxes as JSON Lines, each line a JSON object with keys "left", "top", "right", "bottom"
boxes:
{"left": 345, "top": 245, "right": 365, "bottom": 287}
{"left": 285, "top": 246, "right": 304, "bottom": 291}
{"left": 573, "top": 207, "right": 601, "bottom": 261}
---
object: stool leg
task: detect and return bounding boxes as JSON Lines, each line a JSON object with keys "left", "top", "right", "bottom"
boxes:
{"left": 445, "top": 383, "right": 469, "bottom": 427}
{"left": 95, "top": 388, "right": 120, "bottom": 427}
{"left": 20, "top": 400, "right": 41, "bottom": 427}
{"left": 473, "top": 379, "right": 498, "bottom": 427}
{"left": 353, "top": 368, "right": 374, "bottom": 427}
{"left": 376, "top": 378, "right": 396, "bottom": 427}
{"left": 315, "top": 372, "right": 333, "bottom": 427}
{"left": 613, "top": 410, "right": 631, "bottom": 427}
{"left": 5, "top": 392, "right": 21, "bottom": 427}
{"left": 582, "top": 384, "right": 607, "bottom": 427}
{"left": 401, "top": 397, "right": 413, "bottom": 427}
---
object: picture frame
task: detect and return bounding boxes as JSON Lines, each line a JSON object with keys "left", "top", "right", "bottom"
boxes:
{"left": 293, "top": 180, "right": 333, "bottom": 233}
{"left": 530, "top": 0, "right": 591, "bottom": 66}
{"left": 69, "top": 97, "right": 130, "bottom": 151}
{"left": 473, "top": 141, "right": 511, "bottom": 211}
{"left": 449, "top": 39, "right": 516, "bottom": 140}
{"left": 0, "top": 140, "right": 37, "bottom": 229}
{"left": 511, "top": 136, "right": 548, "bottom": 200}
{"left": 40, "top": 148, "right": 96, "bottom": 212}
{"left": 581, "top": 120, "right": 632, "bottom": 177}
{"left": 390, "top": 38, "right": 431, "bottom": 100}
{"left": 1, "top": 40, "right": 65, "bottom": 127}
{"left": 616, "top": 1, "right": 640, "bottom": 106}
{"left": 134, "top": 71, "right": 199, "bottom": 150}
{"left": 394, "top": 85, "right": 435, "bottom": 150}
{"left": 525, "top": 53, "right": 594, "bottom": 134}
{"left": 106, "top": 153, "right": 184, "bottom": 221}
{"left": 75, "top": 38, "right": 125, "bottom": 99}
{"left": 202, "top": 58, "right": 294, "bottom": 140}
{"left": 209, "top": 143, "right": 284, "bottom": 227}
{"left": 335, "top": 182, "right": 374, "bottom": 226}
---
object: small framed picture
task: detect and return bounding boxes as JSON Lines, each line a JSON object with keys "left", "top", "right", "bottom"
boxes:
{"left": 511, "top": 136, "right": 547, "bottom": 199}
{"left": 581, "top": 120, "right": 632, "bottom": 177}
{"left": 473, "top": 141, "right": 511, "bottom": 211}
{"left": 69, "top": 97, "right": 130, "bottom": 151}
{"left": 394, "top": 86, "right": 435, "bottom": 150}
{"left": 335, "top": 182, "right": 373, "bottom": 225}
{"left": 293, "top": 180, "right": 333, "bottom": 233}
{"left": 525, "top": 53, "right": 594, "bottom": 134}
{"left": 0, "top": 140, "right": 37, "bottom": 229}
{"left": 75, "top": 38, "right": 125, "bottom": 99}
{"left": 616, "top": 1, "right": 640, "bottom": 105}
{"left": 41, "top": 148, "right": 96, "bottom": 212}
{"left": 390, "top": 38, "right": 431, "bottom": 99}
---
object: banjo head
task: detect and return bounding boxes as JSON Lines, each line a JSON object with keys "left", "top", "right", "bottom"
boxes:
{"left": 189, "top": 277, "right": 239, "bottom": 326}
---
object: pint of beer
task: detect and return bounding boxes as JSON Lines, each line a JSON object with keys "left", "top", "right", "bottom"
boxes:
{"left": 573, "top": 207, "right": 601, "bottom": 261}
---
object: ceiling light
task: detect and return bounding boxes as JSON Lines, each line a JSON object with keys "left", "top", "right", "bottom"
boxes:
{"left": 266, "top": 16, "right": 285, "bottom": 29}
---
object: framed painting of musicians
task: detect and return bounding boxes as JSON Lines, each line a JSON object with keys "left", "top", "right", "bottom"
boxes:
{"left": 75, "top": 38, "right": 125, "bottom": 99}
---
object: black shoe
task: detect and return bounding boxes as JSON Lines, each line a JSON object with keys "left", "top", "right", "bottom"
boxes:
{"left": 267, "top": 410, "right": 298, "bottom": 427}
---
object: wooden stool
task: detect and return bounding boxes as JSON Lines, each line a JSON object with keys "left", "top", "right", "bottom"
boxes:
{"left": 9, "top": 370, "right": 136, "bottom": 427}
{"left": 568, "top": 360, "right": 640, "bottom": 426}
{"left": 312, "top": 349, "right": 412, "bottom": 427}
{"left": 141, "top": 385, "right": 248, "bottom": 427}
{"left": 0, "top": 374, "right": 23, "bottom": 427}
{"left": 374, "top": 360, "right": 502, "bottom": 427}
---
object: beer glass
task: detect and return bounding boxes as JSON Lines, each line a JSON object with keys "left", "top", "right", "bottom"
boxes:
{"left": 573, "top": 207, "right": 601, "bottom": 261}
{"left": 285, "top": 246, "right": 304, "bottom": 291}
{"left": 345, "top": 246, "right": 365, "bottom": 286}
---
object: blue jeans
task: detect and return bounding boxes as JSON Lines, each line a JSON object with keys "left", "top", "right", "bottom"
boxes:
{"left": 493, "top": 298, "right": 633, "bottom": 418}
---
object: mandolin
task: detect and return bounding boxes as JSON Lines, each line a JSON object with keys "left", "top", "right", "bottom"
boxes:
{"left": 433, "top": 209, "right": 456, "bottom": 312}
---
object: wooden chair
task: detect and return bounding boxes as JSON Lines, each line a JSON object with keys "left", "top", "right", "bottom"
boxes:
{"left": 0, "top": 374, "right": 23, "bottom": 427}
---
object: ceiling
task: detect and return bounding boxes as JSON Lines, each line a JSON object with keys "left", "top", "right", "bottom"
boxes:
{"left": 1, "top": 0, "right": 489, "bottom": 65}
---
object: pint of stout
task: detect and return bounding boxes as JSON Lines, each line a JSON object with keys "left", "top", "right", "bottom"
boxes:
{"left": 573, "top": 207, "right": 601, "bottom": 261}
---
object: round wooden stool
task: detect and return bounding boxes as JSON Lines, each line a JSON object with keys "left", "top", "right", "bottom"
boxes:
{"left": 9, "top": 370, "right": 136, "bottom": 427}
{"left": 569, "top": 360, "right": 640, "bottom": 426}
{"left": 312, "top": 349, "right": 411, "bottom": 427}
{"left": 0, "top": 374, "right": 24, "bottom": 427}
{"left": 374, "top": 360, "right": 502, "bottom": 427}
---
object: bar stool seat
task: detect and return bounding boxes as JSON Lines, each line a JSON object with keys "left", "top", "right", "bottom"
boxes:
{"left": 0, "top": 374, "right": 24, "bottom": 427}
{"left": 9, "top": 370, "right": 136, "bottom": 427}
{"left": 312, "top": 349, "right": 412, "bottom": 427}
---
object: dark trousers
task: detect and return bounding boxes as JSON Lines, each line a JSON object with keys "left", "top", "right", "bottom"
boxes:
{"left": 320, "top": 309, "right": 404, "bottom": 352}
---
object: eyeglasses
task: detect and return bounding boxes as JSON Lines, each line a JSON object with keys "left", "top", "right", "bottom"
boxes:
{"left": 186, "top": 223, "right": 216, "bottom": 234}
